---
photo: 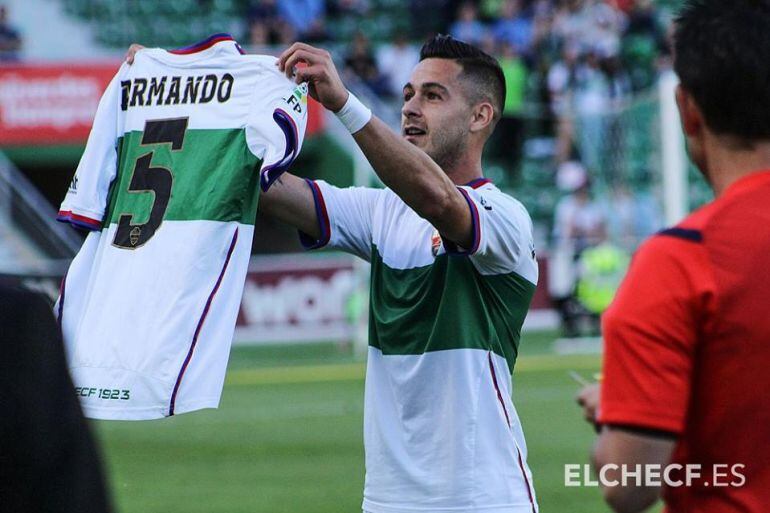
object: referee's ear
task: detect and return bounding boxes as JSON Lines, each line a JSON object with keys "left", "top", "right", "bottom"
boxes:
{"left": 676, "top": 85, "right": 704, "bottom": 138}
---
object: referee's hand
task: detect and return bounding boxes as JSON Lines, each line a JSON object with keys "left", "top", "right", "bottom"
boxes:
{"left": 576, "top": 383, "right": 600, "bottom": 425}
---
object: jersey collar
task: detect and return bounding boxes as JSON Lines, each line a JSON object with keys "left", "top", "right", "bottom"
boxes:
{"left": 169, "top": 33, "right": 244, "bottom": 55}
{"left": 465, "top": 178, "right": 492, "bottom": 189}
{"left": 722, "top": 169, "right": 770, "bottom": 200}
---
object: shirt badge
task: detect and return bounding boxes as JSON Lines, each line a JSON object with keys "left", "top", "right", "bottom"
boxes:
{"left": 431, "top": 229, "right": 442, "bottom": 257}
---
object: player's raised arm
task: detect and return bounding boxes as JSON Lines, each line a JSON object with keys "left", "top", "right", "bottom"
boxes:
{"left": 277, "top": 42, "right": 476, "bottom": 250}
{"left": 257, "top": 173, "right": 320, "bottom": 239}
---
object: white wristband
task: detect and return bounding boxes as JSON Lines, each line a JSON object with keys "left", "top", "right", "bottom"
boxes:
{"left": 335, "top": 91, "right": 372, "bottom": 134}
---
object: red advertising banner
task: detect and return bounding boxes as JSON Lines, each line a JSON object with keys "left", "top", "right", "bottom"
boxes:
{"left": 0, "top": 63, "right": 118, "bottom": 146}
{"left": 235, "top": 253, "right": 360, "bottom": 345}
{"left": 0, "top": 62, "right": 324, "bottom": 147}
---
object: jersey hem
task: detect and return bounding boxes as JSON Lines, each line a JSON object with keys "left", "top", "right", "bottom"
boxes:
{"left": 362, "top": 499, "right": 538, "bottom": 513}
{"left": 81, "top": 398, "right": 220, "bottom": 421}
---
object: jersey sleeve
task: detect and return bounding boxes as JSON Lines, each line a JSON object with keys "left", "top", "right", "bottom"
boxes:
{"left": 298, "top": 179, "right": 380, "bottom": 261}
{"left": 245, "top": 72, "right": 308, "bottom": 192}
{"left": 57, "top": 65, "right": 127, "bottom": 231}
{"left": 598, "top": 233, "right": 715, "bottom": 434}
{"left": 442, "top": 186, "right": 538, "bottom": 279}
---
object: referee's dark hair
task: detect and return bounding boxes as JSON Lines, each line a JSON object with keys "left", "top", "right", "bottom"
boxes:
{"left": 675, "top": 0, "right": 770, "bottom": 143}
{"left": 420, "top": 34, "right": 506, "bottom": 125}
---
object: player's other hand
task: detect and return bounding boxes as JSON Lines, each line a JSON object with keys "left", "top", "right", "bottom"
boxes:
{"left": 125, "top": 44, "right": 145, "bottom": 64}
{"left": 277, "top": 42, "right": 348, "bottom": 112}
{"left": 576, "top": 383, "right": 601, "bottom": 425}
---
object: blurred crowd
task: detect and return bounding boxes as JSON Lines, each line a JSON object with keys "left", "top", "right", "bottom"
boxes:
{"left": 0, "top": 5, "right": 22, "bottom": 61}
{"left": 245, "top": 0, "right": 672, "bottom": 180}
{"left": 245, "top": 0, "right": 671, "bottom": 109}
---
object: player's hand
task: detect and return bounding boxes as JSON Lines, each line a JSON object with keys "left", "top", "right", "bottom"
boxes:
{"left": 576, "top": 383, "right": 601, "bottom": 425}
{"left": 125, "top": 44, "right": 145, "bottom": 64}
{"left": 277, "top": 42, "right": 348, "bottom": 112}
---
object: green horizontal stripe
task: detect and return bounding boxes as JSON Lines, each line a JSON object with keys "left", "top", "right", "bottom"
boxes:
{"left": 105, "top": 128, "right": 262, "bottom": 226}
{"left": 368, "top": 245, "right": 536, "bottom": 370}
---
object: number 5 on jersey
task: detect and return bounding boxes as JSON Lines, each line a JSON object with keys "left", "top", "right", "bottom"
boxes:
{"left": 113, "top": 117, "right": 188, "bottom": 249}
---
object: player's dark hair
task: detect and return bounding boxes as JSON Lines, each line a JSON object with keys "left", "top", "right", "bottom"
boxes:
{"left": 419, "top": 34, "right": 506, "bottom": 124}
{"left": 674, "top": 0, "right": 770, "bottom": 142}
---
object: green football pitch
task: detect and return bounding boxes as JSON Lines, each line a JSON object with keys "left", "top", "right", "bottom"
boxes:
{"left": 91, "top": 332, "right": 640, "bottom": 513}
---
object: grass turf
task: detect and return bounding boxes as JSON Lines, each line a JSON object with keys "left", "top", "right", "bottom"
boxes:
{"left": 92, "top": 331, "right": 629, "bottom": 512}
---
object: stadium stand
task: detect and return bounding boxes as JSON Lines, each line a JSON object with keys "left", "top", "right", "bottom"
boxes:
{"left": 1, "top": 0, "right": 698, "bottom": 322}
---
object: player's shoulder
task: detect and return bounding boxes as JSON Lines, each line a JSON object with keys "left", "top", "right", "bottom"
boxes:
{"left": 633, "top": 222, "right": 709, "bottom": 278}
{"left": 463, "top": 180, "right": 533, "bottom": 225}
{"left": 673, "top": 198, "right": 721, "bottom": 234}
{"left": 637, "top": 204, "right": 713, "bottom": 264}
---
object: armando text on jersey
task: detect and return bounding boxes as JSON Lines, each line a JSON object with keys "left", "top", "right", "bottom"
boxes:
{"left": 120, "top": 73, "right": 235, "bottom": 111}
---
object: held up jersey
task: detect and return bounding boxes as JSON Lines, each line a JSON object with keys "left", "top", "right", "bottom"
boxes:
{"left": 56, "top": 35, "right": 307, "bottom": 420}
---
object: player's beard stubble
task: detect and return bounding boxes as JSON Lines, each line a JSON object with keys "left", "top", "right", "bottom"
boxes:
{"left": 423, "top": 123, "right": 469, "bottom": 172}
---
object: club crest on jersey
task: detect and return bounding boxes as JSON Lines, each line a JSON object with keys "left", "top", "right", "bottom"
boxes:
{"left": 431, "top": 229, "right": 442, "bottom": 257}
{"left": 129, "top": 226, "right": 142, "bottom": 246}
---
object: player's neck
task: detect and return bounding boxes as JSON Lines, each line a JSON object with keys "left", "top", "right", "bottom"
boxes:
{"left": 705, "top": 139, "right": 770, "bottom": 197}
{"left": 442, "top": 154, "right": 484, "bottom": 186}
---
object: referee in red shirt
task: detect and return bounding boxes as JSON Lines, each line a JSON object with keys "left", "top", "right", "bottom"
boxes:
{"left": 577, "top": 1, "right": 770, "bottom": 512}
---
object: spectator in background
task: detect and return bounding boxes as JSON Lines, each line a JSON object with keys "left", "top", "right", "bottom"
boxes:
{"left": 623, "top": 0, "right": 669, "bottom": 90}
{"left": 606, "top": 181, "right": 662, "bottom": 251}
{"left": 573, "top": 50, "right": 610, "bottom": 174}
{"left": 377, "top": 34, "right": 420, "bottom": 98}
{"left": 552, "top": 0, "right": 592, "bottom": 53}
{"left": 588, "top": 1, "right": 626, "bottom": 58}
{"left": 547, "top": 41, "right": 580, "bottom": 163}
{"left": 553, "top": 0, "right": 625, "bottom": 57}
{"left": 549, "top": 161, "right": 606, "bottom": 337}
{"left": 449, "top": 2, "right": 487, "bottom": 45}
{"left": 492, "top": 0, "right": 534, "bottom": 55}
{"left": 552, "top": 161, "right": 607, "bottom": 262}
{"left": 0, "top": 5, "right": 21, "bottom": 61}
{"left": 275, "top": 0, "right": 325, "bottom": 39}
{"left": 344, "top": 31, "right": 387, "bottom": 95}
{"left": 490, "top": 41, "right": 528, "bottom": 171}
{"left": 601, "top": 55, "right": 632, "bottom": 180}
{"left": 246, "top": 0, "right": 296, "bottom": 46}
{"left": 530, "top": 0, "right": 557, "bottom": 51}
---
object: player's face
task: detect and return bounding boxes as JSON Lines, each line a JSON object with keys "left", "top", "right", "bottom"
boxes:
{"left": 401, "top": 59, "right": 474, "bottom": 170}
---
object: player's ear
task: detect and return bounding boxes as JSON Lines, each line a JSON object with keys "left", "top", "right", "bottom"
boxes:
{"left": 676, "top": 85, "right": 703, "bottom": 137}
{"left": 469, "top": 101, "right": 495, "bottom": 134}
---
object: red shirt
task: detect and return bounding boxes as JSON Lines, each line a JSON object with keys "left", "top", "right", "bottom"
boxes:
{"left": 599, "top": 170, "right": 770, "bottom": 512}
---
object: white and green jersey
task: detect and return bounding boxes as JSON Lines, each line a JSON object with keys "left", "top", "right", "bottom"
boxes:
{"left": 56, "top": 35, "right": 307, "bottom": 420}
{"left": 302, "top": 178, "right": 539, "bottom": 513}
